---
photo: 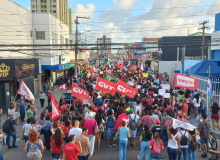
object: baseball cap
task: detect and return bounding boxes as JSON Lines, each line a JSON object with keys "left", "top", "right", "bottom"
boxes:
{"left": 97, "top": 96, "right": 102, "bottom": 99}
{"left": 62, "top": 100, "right": 66, "bottom": 104}
{"left": 123, "top": 109, "right": 127, "bottom": 113}
{"left": 179, "top": 113, "right": 183, "bottom": 118}
{"left": 156, "top": 119, "right": 160, "bottom": 124}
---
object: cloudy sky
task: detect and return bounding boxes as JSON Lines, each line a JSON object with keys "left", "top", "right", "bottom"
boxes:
{"left": 13, "top": 0, "right": 220, "bottom": 43}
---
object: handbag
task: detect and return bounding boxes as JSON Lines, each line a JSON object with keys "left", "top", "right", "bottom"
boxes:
{"left": 93, "top": 120, "right": 98, "bottom": 135}
{"left": 113, "top": 127, "right": 120, "bottom": 144}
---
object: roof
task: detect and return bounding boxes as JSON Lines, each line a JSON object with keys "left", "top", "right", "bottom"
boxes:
{"left": 143, "top": 38, "right": 160, "bottom": 41}
{"left": 185, "top": 59, "right": 220, "bottom": 77}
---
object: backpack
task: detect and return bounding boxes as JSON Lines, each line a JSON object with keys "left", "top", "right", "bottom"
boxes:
{"left": 129, "top": 114, "right": 137, "bottom": 130}
{"left": 27, "top": 143, "right": 42, "bottom": 159}
{"left": 168, "top": 108, "right": 174, "bottom": 118}
{"left": 3, "top": 119, "right": 11, "bottom": 134}
{"left": 75, "top": 99, "right": 81, "bottom": 109}
{"left": 153, "top": 140, "right": 162, "bottom": 154}
{"left": 107, "top": 117, "right": 114, "bottom": 128}
{"left": 202, "top": 121, "right": 210, "bottom": 139}
{"left": 190, "top": 136, "right": 198, "bottom": 149}
{"left": 180, "top": 131, "right": 188, "bottom": 146}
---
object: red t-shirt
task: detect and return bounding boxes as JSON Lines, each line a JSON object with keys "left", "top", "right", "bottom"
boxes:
{"left": 47, "top": 93, "right": 51, "bottom": 100}
{"left": 93, "top": 106, "right": 102, "bottom": 113}
{"left": 148, "top": 91, "right": 153, "bottom": 96}
{"left": 50, "top": 136, "right": 64, "bottom": 154}
{"left": 164, "top": 105, "right": 174, "bottom": 113}
{"left": 73, "top": 99, "right": 83, "bottom": 104}
{"left": 64, "top": 143, "right": 81, "bottom": 160}
{"left": 64, "top": 125, "right": 72, "bottom": 137}
{"left": 60, "top": 105, "right": 69, "bottom": 114}
{"left": 48, "top": 112, "right": 52, "bottom": 117}
{"left": 149, "top": 139, "right": 164, "bottom": 154}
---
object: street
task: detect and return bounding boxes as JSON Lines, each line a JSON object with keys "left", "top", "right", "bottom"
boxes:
{"left": 1, "top": 88, "right": 216, "bottom": 160}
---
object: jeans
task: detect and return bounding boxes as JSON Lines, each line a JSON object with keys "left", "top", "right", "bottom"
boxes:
{"left": 44, "top": 129, "right": 52, "bottom": 150}
{"left": 119, "top": 139, "right": 127, "bottom": 160}
{"left": 139, "top": 141, "right": 150, "bottom": 160}
{"left": 78, "top": 154, "right": 89, "bottom": 160}
{"left": 20, "top": 109, "right": 25, "bottom": 122}
{"left": 188, "top": 145, "right": 196, "bottom": 160}
{"left": 178, "top": 147, "right": 188, "bottom": 160}
{"left": 0, "top": 144, "right": 3, "bottom": 160}
{"left": 88, "top": 135, "right": 95, "bottom": 155}
{"left": 162, "top": 128, "right": 168, "bottom": 143}
{"left": 167, "top": 147, "right": 178, "bottom": 160}
{"left": 48, "top": 100, "right": 51, "bottom": 107}
{"left": 6, "top": 131, "right": 16, "bottom": 148}
{"left": 24, "top": 135, "right": 29, "bottom": 143}
{"left": 63, "top": 136, "right": 69, "bottom": 143}
{"left": 53, "top": 153, "right": 60, "bottom": 159}
{"left": 40, "top": 99, "right": 44, "bottom": 107}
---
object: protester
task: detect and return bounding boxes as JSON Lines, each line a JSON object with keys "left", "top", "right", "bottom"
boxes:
{"left": 8, "top": 104, "right": 16, "bottom": 123}
{"left": 128, "top": 108, "right": 139, "bottom": 148}
{"left": 47, "top": 90, "right": 52, "bottom": 106}
{"left": 115, "top": 120, "right": 130, "bottom": 160}
{"left": 62, "top": 120, "right": 72, "bottom": 143}
{"left": 26, "top": 105, "right": 34, "bottom": 119}
{"left": 13, "top": 98, "right": 22, "bottom": 125}
{"left": 192, "top": 94, "right": 201, "bottom": 117}
{"left": 19, "top": 96, "right": 26, "bottom": 123}
{"left": 151, "top": 119, "right": 162, "bottom": 138}
{"left": 140, "top": 110, "right": 155, "bottom": 130}
{"left": 177, "top": 127, "right": 189, "bottom": 160}
{"left": 50, "top": 128, "right": 64, "bottom": 159}
{"left": 60, "top": 101, "right": 69, "bottom": 114}
{"left": 75, "top": 127, "right": 91, "bottom": 160}
{"left": 161, "top": 110, "right": 170, "bottom": 145}
{"left": 22, "top": 118, "right": 32, "bottom": 143}
{"left": 137, "top": 125, "right": 152, "bottom": 160}
{"left": 85, "top": 106, "right": 96, "bottom": 120}
{"left": 209, "top": 101, "right": 220, "bottom": 130}
{"left": 69, "top": 120, "right": 82, "bottom": 137}
{"left": 188, "top": 129, "right": 197, "bottom": 160}
{"left": 93, "top": 96, "right": 103, "bottom": 107}
{"left": 95, "top": 109, "right": 105, "bottom": 149}
{"left": 149, "top": 132, "right": 164, "bottom": 160}
{"left": 106, "top": 109, "right": 116, "bottom": 147}
{"left": 39, "top": 91, "right": 46, "bottom": 108}
{"left": 42, "top": 115, "right": 53, "bottom": 150}
{"left": 25, "top": 131, "right": 44, "bottom": 160}
{"left": 6, "top": 114, "right": 17, "bottom": 149}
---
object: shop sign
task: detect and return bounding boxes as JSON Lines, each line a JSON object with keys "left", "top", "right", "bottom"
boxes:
{"left": 0, "top": 63, "right": 10, "bottom": 78}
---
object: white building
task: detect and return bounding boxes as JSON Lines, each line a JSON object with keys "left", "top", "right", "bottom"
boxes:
{"left": 0, "top": 0, "right": 33, "bottom": 58}
{"left": 32, "top": 12, "right": 70, "bottom": 65}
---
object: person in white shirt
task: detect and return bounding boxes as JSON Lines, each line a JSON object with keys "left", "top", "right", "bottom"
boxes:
{"left": 22, "top": 118, "right": 31, "bottom": 143}
{"left": 85, "top": 106, "right": 96, "bottom": 120}
{"left": 8, "top": 104, "right": 16, "bottom": 121}
{"left": 177, "top": 128, "right": 189, "bottom": 160}
{"left": 192, "top": 93, "right": 201, "bottom": 117}
{"left": 69, "top": 120, "right": 82, "bottom": 137}
{"left": 134, "top": 100, "right": 142, "bottom": 135}
{"left": 129, "top": 108, "right": 140, "bottom": 148}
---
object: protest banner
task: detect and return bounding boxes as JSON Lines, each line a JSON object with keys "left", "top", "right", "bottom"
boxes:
{"left": 174, "top": 73, "right": 198, "bottom": 89}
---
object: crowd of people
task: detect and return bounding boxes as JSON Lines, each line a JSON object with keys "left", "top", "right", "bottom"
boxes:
{"left": 3, "top": 63, "right": 219, "bottom": 160}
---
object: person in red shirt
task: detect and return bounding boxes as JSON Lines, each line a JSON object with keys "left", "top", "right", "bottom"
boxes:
{"left": 63, "top": 135, "right": 82, "bottom": 160}
{"left": 60, "top": 101, "right": 69, "bottom": 114}
{"left": 73, "top": 98, "right": 83, "bottom": 109}
{"left": 50, "top": 128, "right": 65, "bottom": 159}
{"left": 62, "top": 121, "right": 72, "bottom": 143}
{"left": 149, "top": 132, "right": 164, "bottom": 159}
{"left": 47, "top": 90, "right": 52, "bottom": 106}
{"left": 92, "top": 102, "right": 102, "bottom": 113}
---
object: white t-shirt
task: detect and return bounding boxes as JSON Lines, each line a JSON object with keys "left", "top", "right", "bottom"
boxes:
{"left": 129, "top": 114, "right": 140, "bottom": 123}
{"left": 151, "top": 115, "right": 159, "bottom": 128}
{"left": 8, "top": 109, "right": 15, "bottom": 120}
{"left": 193, "top": 98, "right": 201, "bottom": 107}
{"left": 177, "top": 130, "right": 189, "bottom": 148}
{"left": 135, "top": 105, "right": 142, "bottom": 117}
{"left": 23, "top": 124, "right": 31, "bottom": 136}
{"left": 68, "top": 128, "right": 82, "bottom": 137}
{"left": 85, "top": 111, "right": 96, "bottom": 120}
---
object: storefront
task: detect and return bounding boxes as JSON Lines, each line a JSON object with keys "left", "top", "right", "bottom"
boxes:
{"left": 0, "top": 59, "right": 39, "bottom": 113}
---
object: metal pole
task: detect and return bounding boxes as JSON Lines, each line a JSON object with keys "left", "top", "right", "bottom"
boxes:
{"left": 208, "top": 45, "right": 211, "bottom": 60}
{"left": 74, "top": 16, "right": 78, "bottom": 78}
{"left": 177, "top": 47, "right": 179, "bottom": 61}
{"left": 182, "top": 46, "right": 185, "bottom": 74}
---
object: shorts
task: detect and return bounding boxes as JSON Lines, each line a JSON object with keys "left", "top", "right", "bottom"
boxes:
{"left": 130, "top": 129, "right": 137, "bottom": 137}
{"left": 151, "top": 153, "right": 162, "bottom": 159}
{"left": 211, "top": 114, "right": 219, "bottom": 120}
{"left": 200, "top": 136, "right": 208, "bottom": 145}
{"left": 14, "top": 112, "right": 20, "bottom": 119}
{"left": 107, "top": 129, "right": 115, "bottom": 138}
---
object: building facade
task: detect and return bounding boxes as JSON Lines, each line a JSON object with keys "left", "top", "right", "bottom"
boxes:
{"left": 31, "top": 0, "right": 73, "bottom": 33}
{"left": 97, "top": 35, "right": 111, "bottom": 64}
{"left": 211, "top": 12, "right": 220, "bottom": 66}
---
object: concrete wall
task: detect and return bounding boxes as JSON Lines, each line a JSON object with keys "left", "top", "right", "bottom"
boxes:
{"left": 0, "top": 0, "right": 33, "bottom": 58}
{"left": 159, "top": 61, "right": 181, "bottom": 82}
{"left": 33, "top": 13, "right": 70, "bottom": 65}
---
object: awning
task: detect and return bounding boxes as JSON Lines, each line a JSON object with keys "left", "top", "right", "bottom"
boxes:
{"left": 41, "top": 64, "right": 67, "bottom": 70}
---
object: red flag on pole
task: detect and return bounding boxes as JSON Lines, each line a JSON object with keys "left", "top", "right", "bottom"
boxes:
{"left": 51, "top": 93, "right": 61, "bottom": 121}
{"left": 95, "top": 77, "right": 117, "bottom": 96}
{"left": 116, "top": 80, "right": 138, "bottom": 98}
{"left": 58, "top": 83, "right": 67, "bottom": 90}
{"left": 71, "top": 83, "right": 90, "bottom": 100}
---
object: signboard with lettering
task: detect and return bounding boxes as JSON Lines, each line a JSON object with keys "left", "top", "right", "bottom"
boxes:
{"left": 0, "top": 59, "right": 39, "bottom": 81}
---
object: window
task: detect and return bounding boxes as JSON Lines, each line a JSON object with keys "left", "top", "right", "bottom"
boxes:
{"left": 44, "top": 5, "right": 47, "bottom": 8}
{"left": 53, "top": 5, "right": 56, "bottom": 8}
{"left": 32, "top": 5, "right": 35, "bottom": 8}
{"left": 36, "top": 31, "right": 45, "bottom": 40}
{"left": 53, "top": 0, "right": 56, "bottom": 2}
{"left": 53, "top": 10, "right": 56, "bottom": 13}
{"left": 32, "top": 10, "right": 35, "bottom": 12}
{"left": 43, "top": 0, "right": 47, "bottom": 3}
{"left": 65, "top": 38, "right": 69, "bottom": 48}
{"left": 41, "top": 10, "right": 44, "bottom": 12}
{"left": 41, "top": 5, "right": 43, "bottom": 8}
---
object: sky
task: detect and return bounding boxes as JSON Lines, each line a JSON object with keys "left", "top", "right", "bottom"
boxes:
{"left": 13, "top": 0, "right": 220, "bottom": 43}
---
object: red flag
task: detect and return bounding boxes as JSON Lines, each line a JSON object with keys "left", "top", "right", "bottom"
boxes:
{"left": 58, "top": 83, "right": 67, "bottom": 90}
{"left": 129, "top": 65, "right": 136, "bottom": 71}
{"left": 51, "top": 93, "right": 61, "bottom": 121}
{"left": 71, "top": 83, "right": 90, "bottom": 100}
{"left": 106, "top": 69, "right": 114, "bottom": 77}
{"left": 114, "top": 114, "right": 129, "bottom": 130}
{"left": 139, "top": 64, "right": 143, "bottom": 72}
{"left": 116, "top": 80, "right": 139, "bottom": 98}
{"left": 17, "top": 80, "right": 35, "bottom": 102}
{"left": 119, "top": 65, "right": 125, "bottom": 70}
{"left": 174, "top": 73, "right": 198, "bottom": 89}
{"left": 116, "top": 61, "right": 120, "bottom": 69}
{"left": 95, "top": 77, "right": 117, "bottom": 96}
{"left": 87, "top": 72, "right": 91, "bottom": 78}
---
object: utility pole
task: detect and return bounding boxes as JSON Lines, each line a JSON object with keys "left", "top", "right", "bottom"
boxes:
{"left": 182, "top": 46, "right": 186, "bottom": 74}
{"left": 74, "top": 16, "right": 90, "bottom": 78}
{"left": 199, "top": 20, "right": 209, "bottom": 59}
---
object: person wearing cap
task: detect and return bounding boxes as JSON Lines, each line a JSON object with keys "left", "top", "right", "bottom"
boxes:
{"left": 6, "top": 114, "right": 17, "bottom": 149}
{"left": 128, "top": 108, "right": 140, "bottom": 148}
{"left": 60, "top": 101, "right": 69, "bottom": 115}
{"left": 174, "top": 106, "right": 189, "bottom": 121}
{"left": 84, "top": 113, "right": 98, "bottom": 156}
{"left": 93, "top": 96, "right": 103, "bottom": 107}
{"left": 151, "top": 119, "right": 162, "bottom": 138}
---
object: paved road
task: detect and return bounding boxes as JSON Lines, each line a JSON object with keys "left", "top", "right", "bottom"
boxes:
{"left": 1, "top": 88, "right": 217, "bottom": 160}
